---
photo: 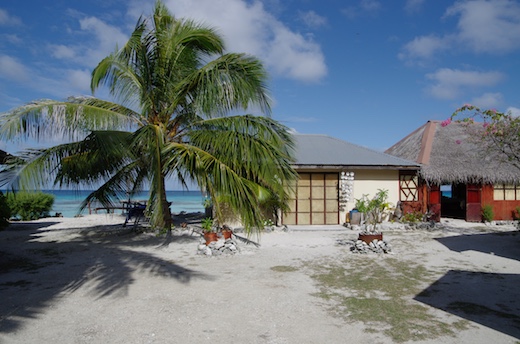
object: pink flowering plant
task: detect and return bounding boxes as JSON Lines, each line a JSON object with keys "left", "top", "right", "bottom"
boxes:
{"left": 450, "top": 104, "right": 520, "bottom": 170}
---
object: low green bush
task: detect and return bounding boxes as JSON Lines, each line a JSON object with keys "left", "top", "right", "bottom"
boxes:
{"left": 0, "top": 191, "right": 10, "bottom": 230}
{"left": 401, "top": 211, "right": 424, "bottom": 223}
{"left": 6, "top": 191, "right": 55, "bottom": 221}
{"left": 481, "top": 204, "right": 494, "bottom": 222}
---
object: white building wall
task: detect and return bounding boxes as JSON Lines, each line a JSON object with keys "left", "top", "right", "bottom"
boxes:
{"left": 340, "top": 169, "right": 400, "bottom": 223}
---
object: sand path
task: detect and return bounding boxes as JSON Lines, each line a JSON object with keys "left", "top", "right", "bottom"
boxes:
{"left": 0, "top": 215, "right": 519, "bottom": 343}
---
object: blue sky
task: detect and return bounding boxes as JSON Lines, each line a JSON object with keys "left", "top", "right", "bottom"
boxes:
{"left": 1, "top": 0, "right": 519, "bottom": 156}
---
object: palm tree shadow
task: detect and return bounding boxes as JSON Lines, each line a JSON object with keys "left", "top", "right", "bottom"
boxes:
{"left": 0, "top": 221, "right": 211, "bottom": 333}
{"left": 434, "top": 230, "right": 520, "bottom": 261}
{"left": 414, "top": 270, "right": 520, "bottom": 339}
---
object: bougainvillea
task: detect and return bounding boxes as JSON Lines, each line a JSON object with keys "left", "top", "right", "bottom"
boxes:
{"left": 449, "top": 104, "right": 520, "bottom": 170}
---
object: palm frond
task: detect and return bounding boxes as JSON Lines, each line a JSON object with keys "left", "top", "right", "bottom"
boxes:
{"left": 0, "top": 97, "right": 139, "bottom": 142}
{"left": 162, "top": 113, "right": 297, "bottom": 233}
{"left": 172, "top": 53, "right": 271, "bottom": 118}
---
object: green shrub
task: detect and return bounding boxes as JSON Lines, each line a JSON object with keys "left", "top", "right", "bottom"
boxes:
{"left": 6, "top": 191, "right": 55, "bottom": 221}
{"left": 481, "top": 204, "right": 494, "bottom": 222}
{"left": 0, "top": 191, "right": 10, "bottom": 230}
{"left": 401, "top": 211, "right": 424, "bottom": 223}
{"left": 513, "top": 206, "right": 520, "bottom": 220}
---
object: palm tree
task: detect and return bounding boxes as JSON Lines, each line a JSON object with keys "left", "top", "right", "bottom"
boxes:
{"left": 0, "top": 1, "right": 296, "bottom": 232}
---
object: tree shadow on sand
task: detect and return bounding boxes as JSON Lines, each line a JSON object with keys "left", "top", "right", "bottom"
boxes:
{"left": 0, "top": 221, "right": 211, "bottom": 333}
{"left": 418, "top": 231, "right": 520, "bottom": 339}
{"left": 414, "top": 270, "right": 520, "bottom": 339}
{"left": 434, "top": 230, "right": 520, "bottom": 261}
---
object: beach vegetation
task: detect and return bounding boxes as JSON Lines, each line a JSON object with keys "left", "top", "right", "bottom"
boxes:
{"left": 0, "top": 1, "right": 296, "bottom": 233}
{"left": 6, "top": 191, "right": 54, "bottom": 221}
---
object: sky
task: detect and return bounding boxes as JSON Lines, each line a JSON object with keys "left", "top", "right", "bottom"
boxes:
{"left": 1, "top": 0, "right": 519, "bottom": 156}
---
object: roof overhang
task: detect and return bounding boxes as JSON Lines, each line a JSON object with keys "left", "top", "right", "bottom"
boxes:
{"left": 292, "top": 164, "right": 420, "bottom": 171}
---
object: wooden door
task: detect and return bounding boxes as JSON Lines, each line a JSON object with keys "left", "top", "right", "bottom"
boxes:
{"left": 283, "top": 173, "right": 339, "bottom": 225}
{"left": 428, "top": 184, "right": 441, "bottom": 222}
{"left": 466, "top": 183, "right": 481, "bottom": 222}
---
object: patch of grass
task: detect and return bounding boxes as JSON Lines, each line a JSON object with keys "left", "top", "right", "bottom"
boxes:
{"left": 270, "top": 265, "right": 299, "bottom": 272}
{"left": 306, "top": 256, "right": 470, "bottom": 343}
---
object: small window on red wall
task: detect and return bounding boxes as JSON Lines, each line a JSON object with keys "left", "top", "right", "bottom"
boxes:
{"left": 493, "top": 184, "right": 520, "bottom": 201}
{"left": 399, "top": 171, "right": 419, "bottom": 202}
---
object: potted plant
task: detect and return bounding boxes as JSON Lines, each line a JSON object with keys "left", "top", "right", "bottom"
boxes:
{"left": 352, "top": 195, "right": 369, "bottom": 224}
{"left": 221, "top": 224, "right": 233, "bottom": 240}
{"left": 201, "top": 217, "right": 217, "bottom": 245}
{"left": 359, "top": 189, "right": 392, "bottom": 243}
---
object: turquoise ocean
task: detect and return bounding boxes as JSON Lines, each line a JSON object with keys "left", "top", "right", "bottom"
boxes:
{"left": 41, "top": 190, "right": 206, "bottom": 218}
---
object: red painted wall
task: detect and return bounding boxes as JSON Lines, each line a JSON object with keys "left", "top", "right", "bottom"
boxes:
{"left": 482, "top": 184, "right": 520, "bottom": 220}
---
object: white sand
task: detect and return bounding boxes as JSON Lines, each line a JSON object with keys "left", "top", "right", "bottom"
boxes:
{"left": 0, "top": 215, "right": 519, "bottom": 343}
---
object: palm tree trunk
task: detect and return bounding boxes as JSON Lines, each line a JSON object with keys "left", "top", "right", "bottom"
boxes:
{"left": 158, "top": 171, "right": 173, "bottom": 231}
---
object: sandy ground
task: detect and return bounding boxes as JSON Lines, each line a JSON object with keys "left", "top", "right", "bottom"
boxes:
{"left": 0, "top": 215, "right": 519, "bottom": 344}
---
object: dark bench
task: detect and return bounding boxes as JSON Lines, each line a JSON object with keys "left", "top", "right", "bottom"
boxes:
{"left": 123, "top": 202, "right": 146, "bottom": 227}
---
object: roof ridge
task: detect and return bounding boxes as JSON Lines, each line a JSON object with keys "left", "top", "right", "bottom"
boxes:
{"left": 417, "top": 120, "right": 437, "bottom": 164}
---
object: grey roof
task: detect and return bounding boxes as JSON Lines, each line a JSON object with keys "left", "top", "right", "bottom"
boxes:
{"left": 293, "top": 134, "right": 419, "bottom": 169}
{"left": 385, "top": 120, "right": 520, "bottom": 184}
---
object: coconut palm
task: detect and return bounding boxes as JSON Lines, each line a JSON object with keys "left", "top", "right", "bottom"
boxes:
{"left": 0, "top": 1, "right": 296, "bottom": 232}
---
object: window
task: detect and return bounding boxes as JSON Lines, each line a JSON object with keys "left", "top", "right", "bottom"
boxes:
{"left": 493, "top": 184, "right": 520, "bottom": 201}
{"left": 399, "top": 172, "right": 418, "bottom": 201}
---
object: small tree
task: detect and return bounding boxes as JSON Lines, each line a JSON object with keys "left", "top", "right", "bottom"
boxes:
{"left": 364, "top": 189, "right": 392, "bottom": 233}
{"left": 6, "top": 191, "right": 54, "bottom": 220}
{"left": 451, "top": 105, "right": 520, "bottom": 170}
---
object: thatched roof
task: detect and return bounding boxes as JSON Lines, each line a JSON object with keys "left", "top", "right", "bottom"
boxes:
{"left": 385, "top": 120, "right": 520, "bottom": 184}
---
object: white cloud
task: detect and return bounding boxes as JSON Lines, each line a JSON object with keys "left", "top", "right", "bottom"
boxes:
{"left": 0, "top": 55, "right": 92, "bottom": 101}
{"left": 298, "top": 10, "right": 327, "bottom": 29}
{"left": 342, "top": 0, "right": 382, "bottom": 19}
{"left": 404, "top": 0, "right": 425, "bottom": 14}
{"left": 506, "top": 106, "right": 520, "bottom": 117}
{"left": 0, "top": 91, "right": 23, "bottom": 111}
{"left": 399, "top": 35, "right": 451, "bottom": 61}
{"left": 0, "top": 9, "right": 22, "bottom": 26}
{"left": 445, "top": 0, "right": 520, "bottom": 54}
{"left": 40, "top": 16, "right": 128, "bottom": 71}
{"left": 0, "top": 55, "right": 30, "bottom": 82}
{"left": 49, "top": 44, "right": 77, "bottom": 60}
{"left": 66, "top": 69, "right": 92, "bottom": 93}
{"left": 470, "top": 92, "right": 504, "bottom": 108}
{"left": 425, "top": 68, "right": 504, "bottom": 99}
{"left": 266, "top": 24, "right": 327, "bottom": 82}
{"left": 78, "top": 17, "right": 128, "bottom": 66}
{"left": 360, "top": 0, "right": 382, "bottom": 12}
{"left": 3, "top": 34, "right": 22, "bottom": 45}
{"left": 145, "top": 0, "right": 328, "bottom": 82}
{"left": 401, "top": 0, "right": 520, "bottom": 63}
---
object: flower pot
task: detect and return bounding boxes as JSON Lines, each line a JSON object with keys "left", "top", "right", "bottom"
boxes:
{"left": 204, "top": 232, "right": 218, "bottom": 245}
{"left": 221, "top": 230, "right": 233, "bottom": 240}
{"left": 358, "top": 233, "right": 383, "bottom": 244}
